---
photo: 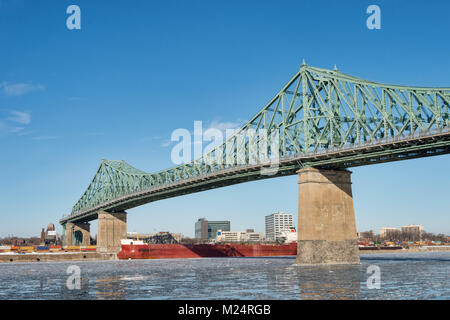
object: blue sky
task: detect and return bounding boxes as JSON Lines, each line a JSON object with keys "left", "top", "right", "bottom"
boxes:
{"left": 0, "top": 0, "right": 449, "bottom": 238}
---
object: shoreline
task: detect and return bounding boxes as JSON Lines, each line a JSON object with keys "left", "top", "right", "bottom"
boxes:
{"left": 1, "top": 246, "right": 449, "bottom": 263}
{"left": 0, "top": 252, "right": 117, "bottom": 263}
{"left": 359, "top": 246, "right": 450, "bottom": 254}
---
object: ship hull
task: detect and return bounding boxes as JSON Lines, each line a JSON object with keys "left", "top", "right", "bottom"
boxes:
{"left": 118, "top": 243, "right": 297, "bottom": 260}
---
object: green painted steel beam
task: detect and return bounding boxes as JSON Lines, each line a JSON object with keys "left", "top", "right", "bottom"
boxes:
{"left": 60, "top": 64, "right": 450, "bottom": 225}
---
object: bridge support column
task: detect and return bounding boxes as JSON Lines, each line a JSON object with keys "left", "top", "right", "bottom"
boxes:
{"left": 64, "top": 223, "right": 74, "bottom": 247}
{"left": 97, "top": 211, "right": 127, "bottom": 253}
{"left": 64, "top": 222, "right": 90, "bottom": 246}
{"left": 294, "top": 168, "right": 360, "bottom": 265}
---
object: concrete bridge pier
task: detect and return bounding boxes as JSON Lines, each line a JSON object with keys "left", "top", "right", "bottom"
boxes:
{"left": 96, "top": 211, "right": 127, "bottom": 253}
{"left": 294, "top": 167, "right": 360, "bottom": 265}
{"left": 65, "top": 222, "right": 90, "bottom": 246}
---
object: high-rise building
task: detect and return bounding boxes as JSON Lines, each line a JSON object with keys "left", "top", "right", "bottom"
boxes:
{"left": 380, "top": 227, "right": 400, "bottom": 238}
{"left": 401, "top": 224, "right": 424, "bottom": 240}
{"left": 195, "top": 218, "right": 230, "bottom": 239}
{"left": 265, "top": 212, "right": 294, "bottom": 240}
{"left": 195, "top": 218, "right": 208, "bottom": 240}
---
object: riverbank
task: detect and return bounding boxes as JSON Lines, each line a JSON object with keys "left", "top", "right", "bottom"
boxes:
{"left": 0, "top": 252, "right": 117, "bottom": 263}
{"left": 1, "top": 246, "right": 449, "bottom": 263}
{"left": 359, "top": 246, "right": 450, "bottom": 254}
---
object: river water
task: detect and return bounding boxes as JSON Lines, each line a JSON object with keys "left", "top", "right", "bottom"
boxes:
{"left": 0, "top": 251, "right": 448, "bottom": 299}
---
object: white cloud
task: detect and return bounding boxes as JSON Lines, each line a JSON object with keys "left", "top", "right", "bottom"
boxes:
{"left": 0, "top": 121, "right": 24, "bottom": 135}
{"left": 17, "top": 130, "right": 32, "bottom": 136}
{"left": 68, "top": 96, "right": 82, "bottom": 101}
{"left": 153, "top": 118, "right": 243, "bottom": 149}
{"left": 0, "top": 110, "right": 31, "bottom": 136}
{"left": 160, "top": 139, "right": 171, "bottom": 147}
{"left": 207, "top": 119, "right": 243, "bottom": 132}
{"left": 31, "top": 136, "right": 59, "bottom": 140}
{"left": 0, "top": 82, "right": 44, "bottom": 96}
{"left": 141, "top": 135, "right": 162, "bottom": 142}
{"left": 9, "top": 126, "right": 24, "bottom": 133}
{"left": 7, "top": 110, "right": 31, "bottom": 124}
{"left": 0, "top": 121, "right": 7, "bottom": 134}
{"left": 85, "top": 132, "right": 104, "bottom": 136}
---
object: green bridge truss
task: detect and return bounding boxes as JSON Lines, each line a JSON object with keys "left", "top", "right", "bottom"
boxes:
{"left": 60, "top": 63, "right": 450, "bottom": 224}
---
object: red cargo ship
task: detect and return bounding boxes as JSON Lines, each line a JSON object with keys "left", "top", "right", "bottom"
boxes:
{"left": 118, "top": 239, "right": 297, "bottom": 260}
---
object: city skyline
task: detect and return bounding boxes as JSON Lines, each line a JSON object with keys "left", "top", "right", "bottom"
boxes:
{"left": 1, "top": 1, "right": 449, "bottom": 238}
{"left": 2, "top": 215, "right": 446, "bottom": 240}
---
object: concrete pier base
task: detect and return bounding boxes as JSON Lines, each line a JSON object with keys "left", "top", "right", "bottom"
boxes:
{"left": 97, "top": 211, "right": 127, "bottom": 253}
{"left": 64, "top": 223, "right": 73, "bottom": 246}
{"left": 294, "top": 168, "right": 360, "bottom": 265}
{"left": 65, "top": 222, "right": 90, "bottom": 246}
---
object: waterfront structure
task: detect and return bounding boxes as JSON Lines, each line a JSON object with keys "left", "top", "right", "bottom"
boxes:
{"left": 380, "top": 227, "right": 400, "bottom": 239}
{"left": 265, "top": 212, "right": 294, "bottom": 241}
{"left": 39, "top": 223, "right": 58, "bottom": 245}
{"left": 358, "top": 230, "right": 374, "bottom": 240}
{"left": 401, "top": 224, "right": 424, "bottom": 241}
{"left": 45, "top": 224, "right": 57, "bottom": 244}
{"left": 216, "top": 229, "right": 264, "bottom": 243}
{"left": 195, "top": 218, "right": 230, "bottom": 240}
{"left": 59, "top": 63, "right": 450, "bottom": 263}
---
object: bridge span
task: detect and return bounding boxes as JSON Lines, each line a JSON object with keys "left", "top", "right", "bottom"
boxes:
{"left": 60, "top": 63, "right": 450, "bottom": 264}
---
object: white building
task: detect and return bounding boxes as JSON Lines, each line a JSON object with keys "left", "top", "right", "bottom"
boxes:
{"left": 401, "top": 224, "right": 424, "bottom": 239}
{"left": 216, "top": 229, "right": 264, "bottom": 243}
{"left": 265, "top": 212, "right": 294, "bottom": 241}
{"left": 379, "top": 227, "right": 400, "bottom": 238}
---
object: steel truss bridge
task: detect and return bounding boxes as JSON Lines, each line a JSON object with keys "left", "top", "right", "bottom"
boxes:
{"left": 60, "top": 63, "right": 450, "bottom": 224}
